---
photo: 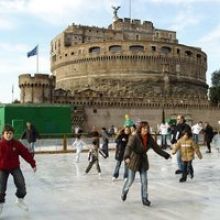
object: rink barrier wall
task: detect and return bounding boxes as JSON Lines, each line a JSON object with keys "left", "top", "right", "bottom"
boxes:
{"left": 19, "top": 133, "right": 206, "bottom": 154}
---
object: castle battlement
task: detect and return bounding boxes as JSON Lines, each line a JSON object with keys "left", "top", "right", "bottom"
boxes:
{"left": 19, "top": 73, "right": 55, "bottom": 103}
{"left": 49, "top": 16, "right": 208, "bottom": 105}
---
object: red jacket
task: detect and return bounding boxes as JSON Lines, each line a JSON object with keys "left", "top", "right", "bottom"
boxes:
{"left": 0, "top": 138, "right": 36, "bottom": 170}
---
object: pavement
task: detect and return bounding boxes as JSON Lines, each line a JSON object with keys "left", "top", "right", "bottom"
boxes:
{"left": 1, "top": 146, "right": 220, "bottom": 220}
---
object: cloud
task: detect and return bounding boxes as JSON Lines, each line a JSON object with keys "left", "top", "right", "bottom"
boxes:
{"left": 0, "top": 17, "right": 14, "bottom": 30}
{"left": 0, "top": 0, "right": 112, "bottom": 26}
{"left": 168, "top": 6, "right": 201, "bottom": 32}
{"left": 199, "top": 25, "right": 220, "bottom": 45}
{"left": 198, "top": 25, "right": 220, "bottom": 69}
{"left": 0, "top": 42, "right": 28, "bottom": 53}
{"left": 0, "top": 0, "right": 28, "bottom": 12}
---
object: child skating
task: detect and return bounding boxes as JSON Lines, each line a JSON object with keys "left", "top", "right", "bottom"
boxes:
{"left": 85, "top": 131, "right": 101, "bottom": 176}
{"left": 172, "top": 128, "right": 202, "bottom": 182}
{"left": 0, "top": 125, "right": 37, "bottom": 215}
{"left": 72, "top": 133, "right": 86, "bottom": 163}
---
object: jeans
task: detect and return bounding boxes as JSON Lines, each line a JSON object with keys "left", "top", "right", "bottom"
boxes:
{"left": 176, "top": 150, "right": 183, "bottom": 171}
{"left": 27, "top": 142, "right": 35, "bottom": 157}
{"left": 182, "top": 160, "right": 194, "bottom": 179}
{"left": 0, "top": 168, "right": 26, "bottom": 203}
{"left": 85, "top": 157, "right": 101, "bottom": 173}
{"left": 112, "top": 160, "right": 128, "bottom": 179}
{"left": 101, "top": 142, "right": 109, "bottom": 158}
{"left": 122, "top": 167, "right": 148, "bottom": 201}
{"left": 193, "top": 134, "right": 199, "bottom": 144}
{"left": 161, "top": 135, "right": 167, "bottom": 148}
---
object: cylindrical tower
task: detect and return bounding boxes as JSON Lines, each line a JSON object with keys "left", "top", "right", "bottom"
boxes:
{"left": 19, "top": 73, "right": 55, "bottom": 103}
{"left": 50, "top": 18, "right": 208, "bottom": 101}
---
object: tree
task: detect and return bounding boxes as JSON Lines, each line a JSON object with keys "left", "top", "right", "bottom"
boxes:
{"left": 209, "top": 69, "right": 220, "bottom": 105}
{"left": 211, "top": 69, "right": 220, "bottom": 87}
{"left": 209, "top": 87, "right": 220, "bottom": 104}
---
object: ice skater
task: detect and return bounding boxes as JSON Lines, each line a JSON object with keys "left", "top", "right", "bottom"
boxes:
{"left": 112, "top": 126, "right": 131, "bottom": 181}
{"left": 172, "top": 128, "right": 202, "bottom": 182}
{"left": 100, "top": 127, "right": 110, "bottom": 158}
{"left": 72, "top": 133, "right": 86, "bottom": 163}
{"left": 121, "top": 121, "right": 171, "bottom": 206}
{"left": 21, "top": 121, "right": 39, "bottom": 157}
{"left": 85, "top": 131, "right": 101, "bottom": 176}
{"left": 170, "top": 115, "right": 191, "bottom": 174}
{"left": 0, "top": 125, "right": 37, "bottom": 215}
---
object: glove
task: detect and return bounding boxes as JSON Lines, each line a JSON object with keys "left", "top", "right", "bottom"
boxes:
{"left": 165, "top": 153, "right": 171, "bottom": 160}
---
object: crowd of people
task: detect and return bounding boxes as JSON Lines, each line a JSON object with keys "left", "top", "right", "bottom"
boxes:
{"left": 71, "top": 115, "right": 219, "bottom": 207}
{"left": 0, "top": 116, "right": 219, "bottom": 216}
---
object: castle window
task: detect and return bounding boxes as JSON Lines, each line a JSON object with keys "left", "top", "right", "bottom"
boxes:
{"left": 71, "top": 52, "right": 74, "bottom": 55}
{"left": 177, "top": 48, "right": 180, "bottom": 54}
{"left": 52, "top": 54, "right": 56, "bottom": 62}
{"left": 151, "top": 46, "right": 156, "bottom": 52}
{"left": 109, "top": 45, "right": 122, "bottom": 53}
{"left": 185, "top": 50, "right": 193, "bottom": 57}
{"left": 89, "top": 47, "right": 100, "bottom": 54}
{"left": 161, "top": 46, "right": 171, "bottom": 55}
{"left": 136, "top": 35, "right": 139, "bottom": 40}
{"left": 65, "top": 53, "right": 68, "bottom": 57}
{"left": 93, "top": 109, "right": 97, "bottom": 113}
{"left": 129, "top": 45, "right": 144, "bottom": 53}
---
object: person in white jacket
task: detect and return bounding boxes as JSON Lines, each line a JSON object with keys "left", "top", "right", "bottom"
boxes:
{"left": 159, "top": 122, "right": 169, "bottom": 149}
{"left": 191, "top": 121, "right": 203, "bottom": 144}
{"left": 72, "top": 134, "right": 86, "bottom": 163}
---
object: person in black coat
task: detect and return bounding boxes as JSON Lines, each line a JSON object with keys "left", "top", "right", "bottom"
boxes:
{"left": 170, "top": 115, "right": 191, "bottom": 174}
{"left": 21, "top": 122, "right": 39, "bottom": 157}
{"left": 203, "top": 122, "right": 214, "bottom": 153}
{"left": 100, "top": 127, "right": 110, "bottom": 158}
{"left": 112, "top": 126, "right": 131, "bottom": 181}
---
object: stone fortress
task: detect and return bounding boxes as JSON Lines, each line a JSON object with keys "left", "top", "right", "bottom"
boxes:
{"left": 19, "top": 7, "right": 219, "bottom": 130}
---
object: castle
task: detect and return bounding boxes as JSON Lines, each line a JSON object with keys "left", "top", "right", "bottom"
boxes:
{"left": 19, "top": 9, "right": 219, "bottom": 130}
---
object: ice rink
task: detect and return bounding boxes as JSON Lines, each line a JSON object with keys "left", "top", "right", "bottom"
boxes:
{"left": 1, "top": 146, "right": 220, "bottom": 220}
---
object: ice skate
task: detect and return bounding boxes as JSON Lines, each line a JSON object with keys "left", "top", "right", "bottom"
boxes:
{"left": 16, "top": 198, "right": 29, "bottom": 211}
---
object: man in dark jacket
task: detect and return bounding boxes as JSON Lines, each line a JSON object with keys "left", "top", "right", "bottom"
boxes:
{"left": 171, "top": 115, "right": 191, "bottom": 174}
{"left": 203, "top": 122, "right": 214, "bottom": 153}
{"left": 21, "top": 122, "right": 39, "bottom": 157}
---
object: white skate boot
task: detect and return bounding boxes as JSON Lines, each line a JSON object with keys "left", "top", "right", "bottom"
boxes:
{"left": 16, "top": 198, "right": 29, "bottom": 211}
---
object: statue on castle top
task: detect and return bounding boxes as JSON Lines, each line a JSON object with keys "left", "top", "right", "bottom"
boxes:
{"left": 112, "top": 5, "right": 120, "bottom": 21}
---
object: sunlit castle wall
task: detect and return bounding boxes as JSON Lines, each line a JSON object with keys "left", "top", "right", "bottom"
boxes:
{"left": 50, "top": 17, "right": 208, "bottom": 101}
{"left": 19, "top": 74, "right": 55, "bottom": 104}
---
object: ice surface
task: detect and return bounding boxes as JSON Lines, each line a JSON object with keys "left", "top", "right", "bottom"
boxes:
{"left": 2, "top": 146, "right": 220, "bottom": 220}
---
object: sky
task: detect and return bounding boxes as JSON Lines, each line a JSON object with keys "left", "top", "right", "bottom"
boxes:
{"left": 0, "top": 0, "right": 220, "bottom": 103}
